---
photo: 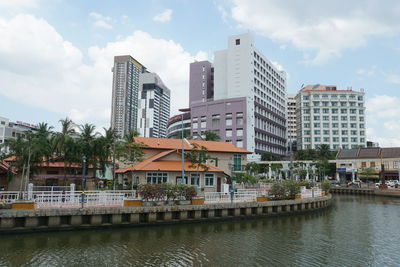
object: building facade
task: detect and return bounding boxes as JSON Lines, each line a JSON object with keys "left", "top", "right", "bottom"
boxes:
{"left": 0, "top": 117, "right": 37, "bottom": 155}
{"left": 189, "top": 33, "right": 287, "bottom": 158}
{"left": 336, "top": 147, "right": 400, "bottom": 181}
{"left": 166, "top": 112, "right": 191, "bottom": 139}
{"left": 296, "top": 84, "right": 366, "bottom": 150}
{"left": 110, "top": 55, "right": 147, "bottom": 138}
{"left": 287, "top": 94, "right": 297, "bottom": 152}
{"left": 137, "top": 72, "right": 171, "bottom": 138}
{"left": 115, "top": 137, "right": 250, "bottom": 192}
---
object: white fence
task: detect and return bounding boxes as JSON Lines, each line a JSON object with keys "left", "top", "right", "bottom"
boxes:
{"left": 0, "top": 190, "right": 137, "bottom": 209}
{"left": 205, "top": 192, "right": 257, "bottom": 203}
{"left": 300, "top": 187, "right": 322, "bottom": 199}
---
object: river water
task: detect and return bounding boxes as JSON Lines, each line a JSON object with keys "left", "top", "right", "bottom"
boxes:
{"left": 1, "top": 195, "right": 400, "bottom": 267}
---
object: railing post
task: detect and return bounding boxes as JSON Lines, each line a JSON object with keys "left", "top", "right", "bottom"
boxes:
{"left": 70, "top": 184, "right": 75, "bottom": 203}
{"left": 28, "top": 183, "right": 33, "bottom": 200}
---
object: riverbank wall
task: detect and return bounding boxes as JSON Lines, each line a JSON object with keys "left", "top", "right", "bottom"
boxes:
{"left": 0, "top": 195, "right": 331, "bottom": 234}
{"left": 331, "top": 187, "right": 400, "bottom": 197}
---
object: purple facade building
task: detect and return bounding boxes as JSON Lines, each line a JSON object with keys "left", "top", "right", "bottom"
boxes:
{"left": 189, "top": 33, "right": 287, "bottom": 158}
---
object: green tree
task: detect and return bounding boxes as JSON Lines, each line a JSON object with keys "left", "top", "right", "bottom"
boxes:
{"left": 245, "top": 162, "right": 260, "bottom": 176}
{"left": 232, "top": 173, "right": 258, "bottom": 185}
{"left": 54, "top": 117, "right": 76, "bottom": 185}
{"left": 261, "top": 152, "right": 282, "bottom": 161}
{"left": 204, "top": 130, "right": 220, "bottom": 141}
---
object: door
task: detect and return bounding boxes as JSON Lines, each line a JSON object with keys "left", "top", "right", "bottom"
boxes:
{"left": 217, "top": 177, "right": 221, "bottom": 192}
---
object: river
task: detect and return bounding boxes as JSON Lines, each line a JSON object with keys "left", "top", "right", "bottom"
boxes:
{"left": 1, "top": 195, "right": 400, "bottom": 266}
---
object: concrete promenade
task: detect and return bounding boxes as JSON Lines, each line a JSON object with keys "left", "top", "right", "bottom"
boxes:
{"left": 0, "top": 195, "right": 331, "bottom": 233}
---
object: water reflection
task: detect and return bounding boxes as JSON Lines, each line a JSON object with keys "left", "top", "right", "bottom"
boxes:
{"left": 1, "top": 195, "right": 400, "bottom": 266}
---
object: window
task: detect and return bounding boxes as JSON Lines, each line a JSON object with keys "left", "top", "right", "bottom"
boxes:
{"left": 332, "top": 123, "right": 338, "bottom": 128}
{"left": 304, "top": 130, "right": 311, "bottom": 135}
{"left": 333, "top": 137, "right": 339, "bottom": 142}
{"left": 235, "top": 39, "right": 240, "bottom": 45}
{"left": 236, "top": 117, "right": 244, "bottom": 125}
{"left": 205, "top": 174, "right": 215, "bottom": 186}
{"left": 361, "top": 162, "right": 366, "bottom": 168}
{"left": 313, "top": 108, "right": 320, "bottom": 113}
{"left": 323, "top": 130, "right": 330, "bottom": 135}
{"left": 236, "top": 140, "right": 243, "bottom": 148}
{"left": 314, "top": 116, "right": 320, "bottom": 121}
{"left": 212, "top": 114, "right": 220, "bottom": 127}
{"left": 323, "top": 116, "right": 329, "bottom": 121}
{"left": 226, "top": 129, "right": 232, "bottom": 137}
{"left": 332, "top": 130, "right": 339, "bottom": 135}
{"left": 226, "top": 118, "right": 232, "bottom": 126}
{"left": 303, "top": 95, "right": 309, "bottom": 100}
{"left": 323, "top": 123, "right": 329, "bottom": 128}
{"left": 314, "top": 123, "right": 320, "bottom": 128}
{"left": 315, "top": 137, "right": 321, "bottom": 142}
{"left": 332, "top": 109, "right": 338, "bottom": 114}
{"left": 323, "top": 137, "right": 330, "bottom": 142}
{"left": 237, "top": 128, "right": 243, "bottom": 136}
{"left": 314, "top": 130, "right": 321, "bottom": 135}
{"left": 341, "top": 123, "right": 348, "bottom": 128}
{"left": 233, "top": 154, "right": 242, "bottom": 171}
{"left": 147, "top": 172, "right": 168, "bottom": 184}
{"left": 351, "top": 137, "right": 358, "bottom": 142}
{"left": 201, "top": 121, "right": 206, "bottom": 128}
{"left": 342, "top": 130, "right": 348, "bottom": 135}
{"left": 190, "top": 173, "right": 200, "bottom": 186}
{"left": 323, "top": 109, "right": 329, "bottom": 114}
{"left": 304, "top": 116, "right": 310, "bottom": 121}
{"left": 342, "top": 137, "right": 348, "bottom": 142}
{"left": 341, "top": 109, "right": 347, "bottom": 114}
{"left": 304, "top": 123, "right": 310, "bottom": 128}
{"left": 370, "top": 162, "right": 376, "bottom": 168}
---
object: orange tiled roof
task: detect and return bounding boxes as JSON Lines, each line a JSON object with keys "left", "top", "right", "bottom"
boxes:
{"left": 116, "top": 160, "right": 225, "bottom": 174}
{"left": 133, "top": 137, "right": 250, "bottom": 154}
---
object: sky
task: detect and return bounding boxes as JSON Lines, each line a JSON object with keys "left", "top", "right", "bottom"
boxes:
{"left": 0, "top": 0, "right": 399, "bottom": 146}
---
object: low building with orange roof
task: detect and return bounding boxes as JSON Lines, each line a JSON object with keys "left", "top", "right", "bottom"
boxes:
{"left": 3, "top": 156, "right": 102, "bottom": 190}
{"left": 116, "top": 137, "right": 251, "bottom": 192}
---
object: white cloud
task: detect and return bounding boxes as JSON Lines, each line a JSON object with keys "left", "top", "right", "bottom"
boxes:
{"left": 216, "top": 4, "right": 228, "bottom": 24}
{"left": 386, "top": 73, "right": 400, "bottom": 84}
{"left": 0, "top": 14, "right": 207, "bottom": 130}
{"left": 356, "top": 66, "right": 376, "bottom": 76}
{"left": 0, "top": 0, "right": 37, "bottom": 9}
{"left": 153, "top": 9, "right": 173, "bottom": 22}
{"left": 230, "top": 0, "right": 400, "bottom": 64}
{"left": 366, "top": 95, "right": 400, "bottom": 147}
{"left": 89, "top": 12, "right": 112, "bottom": 29}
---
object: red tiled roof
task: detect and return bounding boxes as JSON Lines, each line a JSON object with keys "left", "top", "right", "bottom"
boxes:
{"left": 133, "top": 137, "right": 250, "bottom": 154}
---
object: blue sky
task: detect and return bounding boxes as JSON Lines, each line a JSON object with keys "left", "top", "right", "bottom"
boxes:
{"left": 0, "top": 0, "right": 399, "bottom": 146}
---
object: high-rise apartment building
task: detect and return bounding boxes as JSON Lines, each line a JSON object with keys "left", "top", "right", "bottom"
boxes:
{"left": 0, "top": 117, "right": 37, "bottom": 154}
{"left": 287, "top": 94, "right": 297, "bottom": 151}
{"left": 110, "top": 55, "right": 146, "bottom": 137}
{"left": 137, "top": 72, "right": 171, "bottom": 138}
{"left": 189, "top": 33, "right": 287, "bottom": 158}
{"left": 296, "top": 84, "right": 366, "bottom": 150}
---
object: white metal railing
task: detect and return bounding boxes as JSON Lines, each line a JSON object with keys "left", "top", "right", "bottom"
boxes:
{"left": 0, "top": 190, "right": 137, "bottom": 208}
{"left": 204, "top": 192, "right": 257, "bottom": 203}
{"left": 300, "top": 188, "right": 322, "bottom": 199}
{"left": 0, "top": 191, "right": 21, "bottom": 203}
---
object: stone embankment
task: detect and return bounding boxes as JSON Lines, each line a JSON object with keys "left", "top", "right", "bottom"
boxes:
{"left": 331, "top": 187, "right": 400, "bottom": 197}
{"left": 0, "top": 195, "right": 331, "bottom": 233}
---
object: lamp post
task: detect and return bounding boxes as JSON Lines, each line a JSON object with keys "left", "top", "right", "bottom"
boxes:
{"left": 179, "top": 108, "right": 191, "bottom": 185}
{"left": 81, "top": 155, "right": 87, "bottom": 209}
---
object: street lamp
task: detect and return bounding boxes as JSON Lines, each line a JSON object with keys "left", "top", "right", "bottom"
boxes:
{"left": 179, "top": 108, "right": 191, "bottom": 185}
{"left": 81, "top": 155, "right": 87, "bottom": 208}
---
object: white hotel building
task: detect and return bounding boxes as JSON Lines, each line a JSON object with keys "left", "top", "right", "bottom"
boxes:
{"left": 296, "top": 84, "right": 366, "bottom": 150}
{"left": 212, "top": 33, "right": 287, "bottom": 158}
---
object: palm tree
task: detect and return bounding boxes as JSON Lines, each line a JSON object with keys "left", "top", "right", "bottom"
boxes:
{"left": 54, "top": 118, "right": 76, "bottom": 185}
{"left": 204, "top": 130, "right": 220, "bottom": 141}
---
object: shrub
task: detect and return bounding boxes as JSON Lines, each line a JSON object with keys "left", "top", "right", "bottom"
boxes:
{"left": 283, "top": 181, "right": 301, "bottom": 199}
{"left": 321, "top": 180, "right": 331, "bottom": 193}
{"left": 298, "top": 180, "right": 312, "bottom": 189}
{"left": 270, "top": 182, "right": 287, "bottom": 200}
{"left": 138, "top": 183, "right": 197, "bottom": 201}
